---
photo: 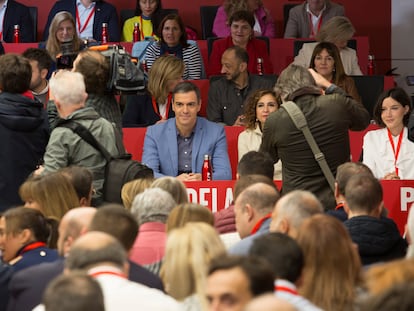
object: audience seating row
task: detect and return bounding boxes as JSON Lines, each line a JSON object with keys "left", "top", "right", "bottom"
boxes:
{"left": 123, "top": 124, "right": 380, "bottom": 181}
{"left": 2, "top": 36, "right": 370, "bottom": 75}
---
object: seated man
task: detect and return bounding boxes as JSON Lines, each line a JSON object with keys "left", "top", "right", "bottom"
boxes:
{"left": 142, "top": 81, "right": 232, "bottom": 181}
{"left": 284, "top": 0, "right": 344, "bottom": 38}
{"left": 22, "top": 48, "right": 53, "bottom": 107}
{"left": 270, "top": 190, "right": 323, "bottom": 239}
{"left": 344, "top": 174, "right": 407, "bottom": 265}
{"left": 43, "top": 0, "right": 120, "bottom": 42}
{"left": 0, "top": 0, "right": 35, "bottom": 42}
{"left": 229, "top": 182, "right": 280, "bottom": 255}
{"left": 207, "top": 46, "right": 274, "bottom": 126}
{"left": 250, "top": 232, "right": 323, "bottom": 311}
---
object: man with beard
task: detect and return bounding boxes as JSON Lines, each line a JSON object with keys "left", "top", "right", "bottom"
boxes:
{"left": 207, "top": 46, "right": 274, "bottom": 126}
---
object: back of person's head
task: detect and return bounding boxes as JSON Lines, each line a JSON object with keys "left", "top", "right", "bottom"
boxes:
{"left": 229, "top": 10, "right": 255, "bottom": 29}
{"left": 274, "top": 64, "right": 318, "bottom": 100}
{"left": 344, "top": 174, "right": 383, "bottom": 215}
{"left": 19, "top": 172, "right": 79, "bottom": 220}
{"left": 130, "top": 187, "right": 176, "bottom": 225}
{"left": 316, "top": 16, "right": 355, "bottom": 43}
{"left": 234, "top": 174, "right": 276, "bottom": 200}
{"left": 363, "top": 258, "right": 414, "bottom": 297}
{"left": 121, "top": 177, "right": 154, "bottom": 210}
{"left": 49, "top": 70, "right": 87, "bottom": 107}
{"left": 359, "top": 281, "right": 414, "bottom": 311}
{"left": 373, "top": 87, "right": 412, "bottom": 127}
{"left": 271, "top": 190, "right": 323, "bottom": 235}
{"left": 166, "top": 203, "right": 214, "bottom": 232}
{"left": 65, "top": 231, "right": 127, "bottom": 271}
{"left": 237, "top": 151, "right": 274, "bottom": 180}
{"left": 336, "top": 162, "right": 373, "bottom": 196}
{"left": 172, "top": 81, "right": 201, "bottom": 102}
{"left": 58, "top": 207, "right": 97, "bottom": 256}
{"left": 296, "top": 214, "right": 361, "bottom": 311}
{"left": 3, "top": 207, "right": 56, "bottom": 247}
{"left": 237, "top": 182, "right": 280, "bottom": 216}
{"left": 0, "top": 53, "right": 31, "bottom": 93}
{"left": 148, "top": 55, "right": 184, "bottom": 103}
{"left": 208, "top": 255, "right": 274, "bottom": 296}
{"left": 162, "top": 222, "right": 225, "bottom": 301}
{"left": 73, "top": 50, "right": 110, "bottom": 95}
{"left": 59, "top": 166, "right": 94, "bottom": 207}
{"left": 43, "top": 272, "right": 105, "bottom": 311}
{"left": 151, "top": 176, "right": 189, "bottom": 204}
{"left": 88, "top": 204, "right": 138, "bottom": 251}
{"left": 250, "top": 232, "right": 303, "bottom": 283}
{"left": 22, "top": 48, "right": 53, "bottom": 72}
{"left": 224, "top": 45, "right": 249, "bottom": 65}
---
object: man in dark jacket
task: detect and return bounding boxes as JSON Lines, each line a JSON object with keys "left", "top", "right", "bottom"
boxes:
{"left": 0, "top": 0, "right": 35, "bottom": 42}
{"left": 343, "top": 174, "right": 407, "bottom": 265}
{"left": 260, "top": 65, "right": 370, "bottom": 210}
{"left": 43, "top": 0, "right": 120, "bottom": 42}
{"left": 0, "top": 54, "right": 49, "bottom": 212}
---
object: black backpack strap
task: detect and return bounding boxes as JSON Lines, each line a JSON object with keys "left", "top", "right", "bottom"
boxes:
{"left": 59, "top": 121, "right": 112, "bottom": 162}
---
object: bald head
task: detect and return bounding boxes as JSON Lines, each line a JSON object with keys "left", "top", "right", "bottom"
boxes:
{"left": 244, "top": 294, "right": 297, "bottom": 311}
{"left": 270, "top": 190, "right": 323, "bottom": 238}
{"left": 65, "top": 231, "right": 127, "bottom": 271}
{"left": 238, "top": 183, "right": 280, "bottom": 215}
{"left": 234, "top": 183, "right": 280, "bottom": 239}
{"left": 58, "top": 207, "right": 97, "bottom": 256}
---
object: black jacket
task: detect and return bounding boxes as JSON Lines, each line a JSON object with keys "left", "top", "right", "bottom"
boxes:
{"left": 344, "top": 215, "right": 407, "bottom": 265}
{"left": 0, "top": 92, "right": 49, "bottom": 212}
{"left": 3, "top": 0, "right": 34, "bottom": 42}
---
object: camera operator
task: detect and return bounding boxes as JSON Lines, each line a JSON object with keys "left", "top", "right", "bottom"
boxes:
{"left": 47, "top": 50, "right": 122, "bottom": 132}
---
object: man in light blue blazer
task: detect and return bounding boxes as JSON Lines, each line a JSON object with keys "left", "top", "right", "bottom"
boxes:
{"left": 142, "top": 82, "right": 232, "bottom": 181}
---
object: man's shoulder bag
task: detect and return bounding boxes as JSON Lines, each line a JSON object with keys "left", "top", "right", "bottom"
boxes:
{"left": 59, "top": 121, "right": 153, "bottom": 204}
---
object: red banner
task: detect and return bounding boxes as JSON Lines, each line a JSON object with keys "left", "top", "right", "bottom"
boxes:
{"left": 184, "top": 180, "right": 414, "bottom": 235}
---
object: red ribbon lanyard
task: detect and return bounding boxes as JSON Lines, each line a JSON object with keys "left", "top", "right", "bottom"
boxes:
{"left": 139, "top": 16, "right": 154, "bottom": 40}
{"left": 274, "top": 285, "right": 298, "bottom": 295}
{"left": 76, "top": 6, "right": 96, "bottom": 34}
{"left": 89, "top": 271, "right": 127, "bottom": 279}
{"left": 387, "top": 128, "right": 404, "bottom": 177}
{"left": 18, "top": 241, "right": 46, "bottom": 256}
{"left": 250, "top": 213, "right": 272, "bottom": 235}
{"left": 151, "top": 93, "right": 172, "bottom": 120}
{"left": 308, "top": 13, "right": 323, "bottom": 38}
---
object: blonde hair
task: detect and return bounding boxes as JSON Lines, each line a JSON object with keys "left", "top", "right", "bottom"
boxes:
{"left": 151, "top": 177, "right": 188, "bottom": 205}
{"left": 19, "top": 172, "right": 79, "bottom": 220}
{"left": 297, "top": 214, "right": 361, "bottom": 311}
{"left": 147, "top": 55, "right": 184, "bottom": 104}
{"left": 166, "top": 203, "right": 214, "bottom": 233}
{"left": 363, "top": 258, "right": 414, "bottom": 296}
{"left": 121, "top": 177, "right": 154, "bottom": 210}
{"left": 316, "top": 16, "right": 355, "bottom": 44}
{"left": 46, "top": 11, "right": 81, "bottom": 58}
{"left": 161, "top": 222, "right": 225, "bottom": 306}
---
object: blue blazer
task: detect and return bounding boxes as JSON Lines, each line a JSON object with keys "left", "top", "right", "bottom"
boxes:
{"left": 43, "top": 0, "right": 120, "bottom": 42}
{"left": 143, "top": 117, "right": 232, "bottom": 180}
{"left": 3, "top": 0, "right": 34, "bottom": 42}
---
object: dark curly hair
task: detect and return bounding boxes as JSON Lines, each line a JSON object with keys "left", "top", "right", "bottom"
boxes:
{"left": 243, "top": 89, "right": 279, "bottom": 130}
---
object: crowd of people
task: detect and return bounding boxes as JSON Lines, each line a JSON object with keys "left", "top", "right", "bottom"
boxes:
{"left": 1, "top": 0, "right": 414, "bottom": 310}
